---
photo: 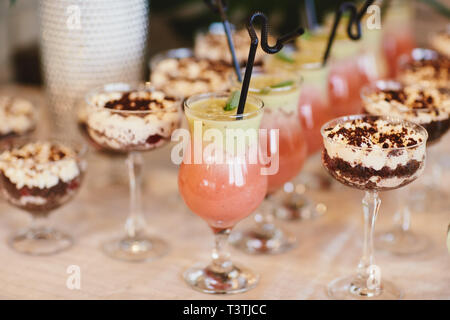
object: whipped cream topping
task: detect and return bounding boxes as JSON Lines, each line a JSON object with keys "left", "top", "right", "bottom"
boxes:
{"left": 324, "top": 118, "right": 425, "bottom": 149}
{"left": 431, "top": 30, "right": 450, "bottom": 58}
{"left": 399, "top": 55, "right": 450, "bottom": 88}
{"left": 86, "top": 90, "right": 180, "bottom": 150}
{"left": 323, "top": 117, "right": 427, "bottom": 172}
{"left": 0, "top": 142, "right": 81, "bottom": 189}
{"left": 0, "top": 96, "right": 36, "bottom": 136}
{"left": 194, "top": 29, "right": 267, "bottom": 65}
{"left": 151, "top": 57, "right": 232, "bottom": 98}
{"left": 364, "top": 85, "right": 450, "bottom": 124}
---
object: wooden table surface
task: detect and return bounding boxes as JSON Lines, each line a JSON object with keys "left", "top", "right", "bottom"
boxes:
{"left": 0, "top": 85, "right": 449, "bottom": 300}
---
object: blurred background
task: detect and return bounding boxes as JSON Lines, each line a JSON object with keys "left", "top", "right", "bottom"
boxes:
{"left": 0, "top": 0, "right": 448, "bottom": 86}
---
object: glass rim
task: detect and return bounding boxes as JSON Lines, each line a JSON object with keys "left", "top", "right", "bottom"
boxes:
{"left": 230, "top": 66, "right": 302, "bottom": 94}
{"left": 320, "top": 114, "right": 428, "bottom": 151}
{"left": 397, "top": 47, "right": 440, "bottom": 71}
{"left": 148, "top": 47, "right": 194, "bottom": 71}
{"left": 0, "top": 137, "right": 88, "bottom": 165}
{"left": 85, "top": 82, "right": 181, "bottom": 115}
{"left": 184, "top": 91, "right": 264, "bottom": 121}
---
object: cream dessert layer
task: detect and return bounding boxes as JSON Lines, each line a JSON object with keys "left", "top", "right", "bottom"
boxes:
{"left": 399, "top": 55, "right": 450, "bottom": 89}
{"left": 322, "top": 117, "right": 427, "bottom": 190}
{"left": 0, "top": 96, "right": 36, "bottom": 138}
{"left": 431, "top": 30, "right": 450, "bottom": 58}
{"left": 151, "top": 57, "right": 232, "bottom": 98}
{"left": 363, "top": 84, "right": 450, "bottom": 142}
{"left": 0, "top": 142, "right": 84, "bottom": 211}
{"left": 194, "top": 28, "right": 267, "bottom": 66}
{"left": 86, "top": 90, "right": 180, "bottom": 151}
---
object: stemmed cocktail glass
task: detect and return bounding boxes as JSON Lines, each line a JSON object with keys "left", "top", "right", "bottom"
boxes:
{"left": 362, "top": 79, "right": 450, "bottom": 255}
{"left": 230, "top": 68, "right": 308, "bottom": 254}
{"left": 0, "top": 138, "right": 87, "bottom": 255}
{"left": 85, "top": 82, "right": 181, "bottom": 262}
{"left": 322, "top": 115, "right": 427, "bottom": 299}
{"left": 178, "top": 92, "right": 267, "bottom": 294}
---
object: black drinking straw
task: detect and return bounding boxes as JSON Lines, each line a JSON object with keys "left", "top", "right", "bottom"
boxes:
{"left": 322, "top": 0, "right": 376, "bottom": 66}
{"left": 236, "top": 12, "right": 304, "bottom": 118}
{"left": 204, "top": 0, "right": 242, "bottom": 82}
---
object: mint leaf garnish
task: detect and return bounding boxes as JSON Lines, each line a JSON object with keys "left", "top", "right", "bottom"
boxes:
{"left": 302, "top": 29, "right": 311, "bottom": 40}
{"left": 224, "top": 90, "right": 240, "bottom": 111}
{"left": 275, "top": 51, "right": 295, "bottom": 64}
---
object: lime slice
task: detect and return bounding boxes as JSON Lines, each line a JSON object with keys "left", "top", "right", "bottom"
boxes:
{"left": 270, "top": 80, "right": 294, "bottom": 89}
{"left": 224, "top": 90, "right": 240, "bottom": 111}
{"left": 276, "top": 51, "right": 295, "bottom": 64}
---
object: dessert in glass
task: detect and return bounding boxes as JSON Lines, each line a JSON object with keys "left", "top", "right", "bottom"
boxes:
{"left": 398, "top": 48, "right": 449, "bottom": 90}
{"left": 229, "top": 68, "right": 308, "bottom": 254}
{"left": 322, "top": 115, "right": 427, "bottom": 299}
{"left": 194, "top": 24, "right": 268, "bottom": 66}
{"left": 178, "top": 92, "right": 267, "bottom": 294}
{"left": 0, "top": 96, "right": 37, "bottom": 140}
{"left": 0, "top": 139, "right": 86, "bottom": 255}
{"left": 85, "top": 82, "right": 181, "bottom": 262}
{"left": 150, "top": 48, "right": 232, "bottom": 99}
{"left": 430, "top": 26, "right": 450, "bottom": 58}
{"left": 362, "top": 80, "right": 449, "bottom": 254}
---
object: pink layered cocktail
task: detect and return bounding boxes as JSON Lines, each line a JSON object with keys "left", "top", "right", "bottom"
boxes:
{"left": 179, "top": 92, "right": 267, "bottom": 294}
{"left": 230, "top": 69, "right": 308, "bottom": 253}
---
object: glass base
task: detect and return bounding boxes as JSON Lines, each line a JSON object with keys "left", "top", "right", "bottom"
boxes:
{"left": 102, "top": 236, "right": 168, "bottom": 262}
{"left": 274, "top": 193, "right": 326, "bottom": 221}
{"left": 9, "top": 228, "right": 73, "bottom": 256}
{"left": 184, "top": 264, "right": 259, "bottom": 294}
{"left": 375, "top": 229, "right": 430, "bottom": 256}
{"left": 230, "top": 225, "right": 296, "bottom": 254}
{"left": 328, "top": 275, "right": 402, "bottom": 300}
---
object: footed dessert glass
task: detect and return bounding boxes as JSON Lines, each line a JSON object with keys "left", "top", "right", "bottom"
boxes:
{"left": 178, "top": 92, "right": 267, "bottom": 294}
{"left": 149, "top": 48, "right": 232, "bottom": 99}
{"left": 0, "top": 138, "right": 87, "bottom": 255}
{"left": 362, "top": 79, "right": 449, "bottom": 255}
{"left": 229, "top": 68, "right": 308, "bottom": 254}
{"left": 321, "top": 115, "right": 427, "bottom": 299}
{"left": 85, "top": 82, "right": 181, "bottom": 262}
{"left": 0, "top": 96, "right": 37, "bottom": 140}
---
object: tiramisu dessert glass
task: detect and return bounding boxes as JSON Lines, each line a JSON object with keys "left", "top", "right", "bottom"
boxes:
{"left": 229, "top": 68, "right": 308, "bottom": 254}
{"left": 0, "top": 139, "right": 87, "bottom": 255}
{"left": 178, "top": 92, "right": 267, "bottom": 294}
{"left": 85, "top": 82, "right": 181, "bottom": 262}
{"left": 0, "top": 96, "right": 37, "bottom": 140}
{"left": 398, "top": 48, "right": 449, "bottom": 89}
{"left": 430, "top": 26, "right": 450, "bottom": 58}
{"left": 362, "top": 80, "right": 450, "bottom": 254}
{"left": 194, "top": 24, "right": 268, "bottom": 66}
{"left": 322, "top": 115, "right": 427, "bottom": 299}
{"left": 149, "top": 48, "right": 232, "bottom": 99}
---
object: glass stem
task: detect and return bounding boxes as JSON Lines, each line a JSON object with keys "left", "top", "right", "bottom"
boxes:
{"left": 357, "top": 191, "right": 381, "bottom": 288}
{"left": 393, "top": 188, "right": 411, "bottom": 232}
{"left": 254, "top": 197, "right": 276, "bottom": 235}
{"left": 29, "top": 215, "right": 49, "bottom": 231}
{"left": 125, "top": 152, "right": 146, "bottom": 239}
{"left": 210, "top": 228, "right": 233, "bottom": 274}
